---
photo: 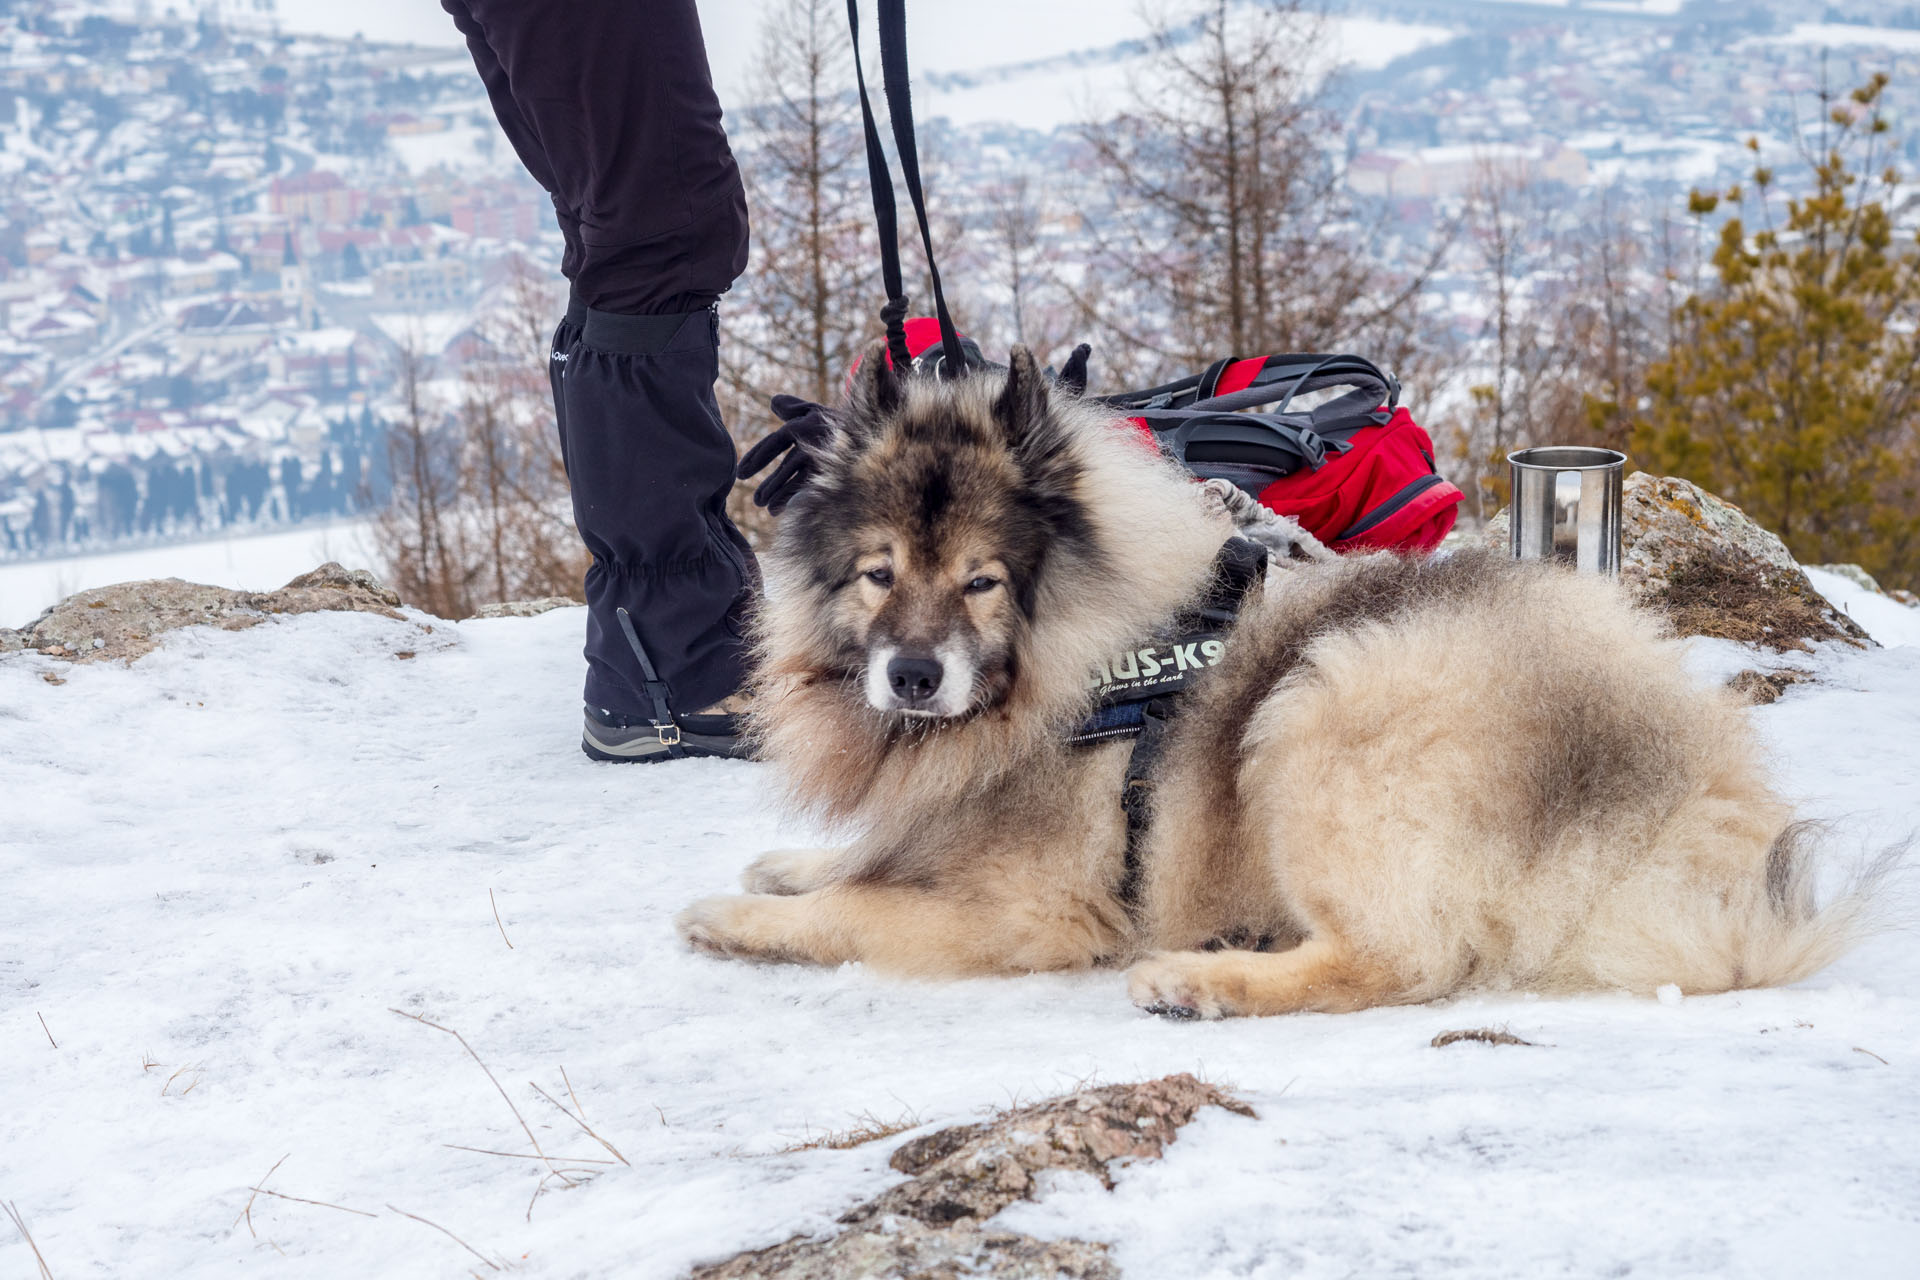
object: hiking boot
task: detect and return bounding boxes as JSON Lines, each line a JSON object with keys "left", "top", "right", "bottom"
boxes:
{"left": 580, "top": 693, "right": 753, "bottom": 763}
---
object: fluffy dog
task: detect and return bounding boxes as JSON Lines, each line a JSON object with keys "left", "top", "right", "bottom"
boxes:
{"left": 676, "top": 343, "right": 1867, "bottom": 1017}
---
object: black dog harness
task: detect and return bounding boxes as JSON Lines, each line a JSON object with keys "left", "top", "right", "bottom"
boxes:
{"left": 1068, "top": 537, "right": 1268, "bottom": 905}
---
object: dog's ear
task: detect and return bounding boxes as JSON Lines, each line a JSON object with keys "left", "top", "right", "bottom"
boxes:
{"left": 993, "top": 345, "right": 1051, "bottom": 449}
{"left": 845, "top": 338, "right": 902, "bottom": 429}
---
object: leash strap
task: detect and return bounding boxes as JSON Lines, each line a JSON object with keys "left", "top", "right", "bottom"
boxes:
{"left": 847, "top": 0, "right": 966, "bottom": 376}
{"left": 614, "top": 607, "right": 685, "bottom": 758}
{"left": 1070, "top": 537, "right": 1269, "bottom": 911}
{"left": 1102, "top": 352, "right": 1398, "bottom": 437}
{"left": 845, "top": 0, "right": 911, "bottom": 372}
{"left": 1116, "top": 696, "right": 1174, "bottom": 909}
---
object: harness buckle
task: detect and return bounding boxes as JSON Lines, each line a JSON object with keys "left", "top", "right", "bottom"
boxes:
{"left": 654, "top": 722, "right": 683, "bottom": 747}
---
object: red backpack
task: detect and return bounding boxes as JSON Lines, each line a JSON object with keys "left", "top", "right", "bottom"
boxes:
{"left": 1102, "top": 352, "right": 1462, "bottom": 554}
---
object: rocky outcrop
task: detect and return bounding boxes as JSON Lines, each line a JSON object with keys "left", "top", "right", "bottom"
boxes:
{"left": 1488, "top": 473, "right": 1868, "bottom": 651}
{"left": 0, "top": 563, "right": 408, "bottom": 663}
{"left": 1814, "top": 563, "right": 1919, "bottom": 609}
{"left": 469, "top": 595, "right": 578, "bottom": 619}
{"left": 1725, "top": 668, "right": 1814, "bottom": 706}
{"left": 691, "top": 1074, "right": 1253, "bottom": 1280}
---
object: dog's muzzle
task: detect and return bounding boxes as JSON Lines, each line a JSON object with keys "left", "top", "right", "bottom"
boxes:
{"left": 865, "top": 644, "right": 975, "bottom": 717}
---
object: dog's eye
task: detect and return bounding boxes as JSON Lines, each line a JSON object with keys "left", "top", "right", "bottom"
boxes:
{"left": 865, "top": 567, "right": 894, "bottom": 588}
{"left": 965, "top": 576, "right": 1000, "bottom": 594}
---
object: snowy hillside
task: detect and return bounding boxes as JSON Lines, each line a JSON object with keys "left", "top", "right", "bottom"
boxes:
{"left": 4, "top": 586, "right": 1918, "bottom": 1276}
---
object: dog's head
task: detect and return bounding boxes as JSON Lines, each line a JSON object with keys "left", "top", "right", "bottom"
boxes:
{"left": 772, "top": 343, "right": 1104, "bottom": 721}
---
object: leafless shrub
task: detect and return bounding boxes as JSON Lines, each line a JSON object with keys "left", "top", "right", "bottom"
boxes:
{"left": 372, "top": 265, "right": 586, "bottom": 617}
{"left": 1073, "top": 0, "right": 1446, "bottom": 387}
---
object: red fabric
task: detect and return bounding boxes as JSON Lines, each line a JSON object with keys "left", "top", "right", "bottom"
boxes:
{"left": 844, "top": 317, "right": 953, "bottom": 388}
{"left": 896, "top": 316, "right": 946, "bottom": 361}
{"left": 1125, "top": 407, "right": 1459, "bottom": 552}
{"left": 1210, "top": 356, "right": 1267, "bottom": 398}
{"left": 1255, "top": 407, "right": 1460, "bottom": 552}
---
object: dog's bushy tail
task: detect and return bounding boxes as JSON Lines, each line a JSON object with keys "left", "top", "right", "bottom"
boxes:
{"left": 1586, "top": 820, "right": 1903, "bottom": 997}
{"left": 1721, "top": 821, "right": 1903, "bottom": 991}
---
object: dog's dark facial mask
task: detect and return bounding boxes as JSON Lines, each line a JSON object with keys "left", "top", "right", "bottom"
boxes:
{"left": 779, "top": 342, "right": 1102, "bottom": 721}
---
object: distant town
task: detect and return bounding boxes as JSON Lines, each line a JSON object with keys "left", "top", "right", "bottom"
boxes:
{"left": 2, "top": 0, "right": 1913, "bottom": 563}
{"left": 0, "top": 0, "right": 556, "bottom": 557}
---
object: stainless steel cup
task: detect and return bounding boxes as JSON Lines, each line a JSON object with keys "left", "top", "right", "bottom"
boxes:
{"left": 1508, "top": 446, "right": 1627, "bottom": 575}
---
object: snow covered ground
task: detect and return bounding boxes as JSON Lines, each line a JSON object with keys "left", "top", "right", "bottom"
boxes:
{"left": 4, "top": 588, "right": 1919, "bottom": 1277}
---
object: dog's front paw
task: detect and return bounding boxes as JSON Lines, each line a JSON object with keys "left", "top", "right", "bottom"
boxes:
{"left": 675, "top": 894, "right": 799, "bottom": 963}
{"left": 1127, "top": 952, "right": 1231, "bottom": 1020}
{"left": 740, "top": 849, "right": 829, "bottom": 895}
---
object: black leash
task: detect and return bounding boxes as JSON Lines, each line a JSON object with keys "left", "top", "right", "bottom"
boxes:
{"left": 846, "top": 0, "right": 967, "bottom": 377}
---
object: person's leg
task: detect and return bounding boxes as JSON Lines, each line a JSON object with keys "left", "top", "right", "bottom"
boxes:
{"left": 444, "top": 0, "right": 755, "bottom": 747}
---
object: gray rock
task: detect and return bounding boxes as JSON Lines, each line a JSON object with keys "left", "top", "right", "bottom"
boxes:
{"left": 691, "top": 1074, "right": 1252, "bottom": 1280}
{"left": 691, "top": 1221, "right": 1116, "bottom": 1280}
{"left": 1726, "top": 668, "right": 1814, "bottom": 705}
{"left": 3, "top": 562, "right": 409, "bottom": 665}
{"left": 470, "top": 595, "right": 579, "bottom": 619}
{"left": 1810, "top": 563, "right": 1885, "bottom": 595}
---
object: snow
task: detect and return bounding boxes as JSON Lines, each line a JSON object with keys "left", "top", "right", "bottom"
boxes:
{"left": 1753, "top": 22, "right": 1920, "bottom": 55}
{"left": 1329, "top": 16, "right": 1458, "bottom": 69}
{"left": 4, "top": 590, "right": 1919, "bottom": 1276}
{"left": 388, "top": 124, "right": 501, "bottom": 177}
{"left": 1805, "top": 566, "right": 1920, "bottom": 650}
{"left": 916, "top": 14, "right": 1458, "bottom": 131}
{"left": 0, "top": 521, "right": 375, "bottom": 628}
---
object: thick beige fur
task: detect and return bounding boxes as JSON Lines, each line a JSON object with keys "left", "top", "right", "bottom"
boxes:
{"left": 678, "top": 350, "right": 1869, "bottom": 1017}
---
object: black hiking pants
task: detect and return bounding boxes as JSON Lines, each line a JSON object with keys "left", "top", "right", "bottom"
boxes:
{"left": 443, "top": 0, "right": 754, "bottom": 716}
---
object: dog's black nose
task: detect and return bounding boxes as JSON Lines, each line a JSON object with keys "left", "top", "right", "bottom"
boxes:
{"left": 887, "top": 655, "right": 944, "bottom": 704}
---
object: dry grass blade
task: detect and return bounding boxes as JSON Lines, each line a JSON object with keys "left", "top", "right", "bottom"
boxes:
{"left": 36, "top": 1013, "right": 56, "bottom": 1049}
{"left": 389, "top": 1009, "right": 576, "bottom": 1187}
{"left": 1853, "top": 1046, "right": 1890, "bottom": 1065}
{"left": 386, "top": 1204, "right": 499, "bottom": 1272}
{"left": 232, "top": 1153, "right": 290, "bottom": 1239}
{"left": 490, "top": 889, "right": 513, "bottom": 950}
{"left": 524, "top": 1168, "right": 603, "bottom": 1223}
{"left": 529, "top": 1079, "right": 629, "bottom": 1166}
{"left": 4, "top": 1201, "right": 54, "bottom": 1280}
{"left": 1431, "top": 1027, "right": 1538, "bottom": 1049}
{"left": 247, "top": 1188, "right": 379, "bottom": 1219}
{"left": 772, "top": 1110, "right": 921, "bottom": 1155}
{"left": 443, "top": 1144, "right": 616, "bottom": 1166}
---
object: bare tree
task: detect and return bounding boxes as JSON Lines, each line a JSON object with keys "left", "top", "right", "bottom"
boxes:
{"left": 982, "top": 169, "right": 1068, "bottom": 350}
{"left": 1456, "top": 160, "right": 1556, "bottom": 519}
{"left": 1074, "top": 0, "right": 1441, "bottom": 383}
{"left": 371, "top": 266, "right": 586, "bottom": 617}
{"left": 454, "top": 263, "right": 584, "bottom": 607}
{"left": 1447, "top": 171, "right": 1665, "bottom": 518}
{"left": 726, "top": 0, "right": 882, "bottom": 408}
{"left": 375, "top": 344, "right": 473, "bottom": 618}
